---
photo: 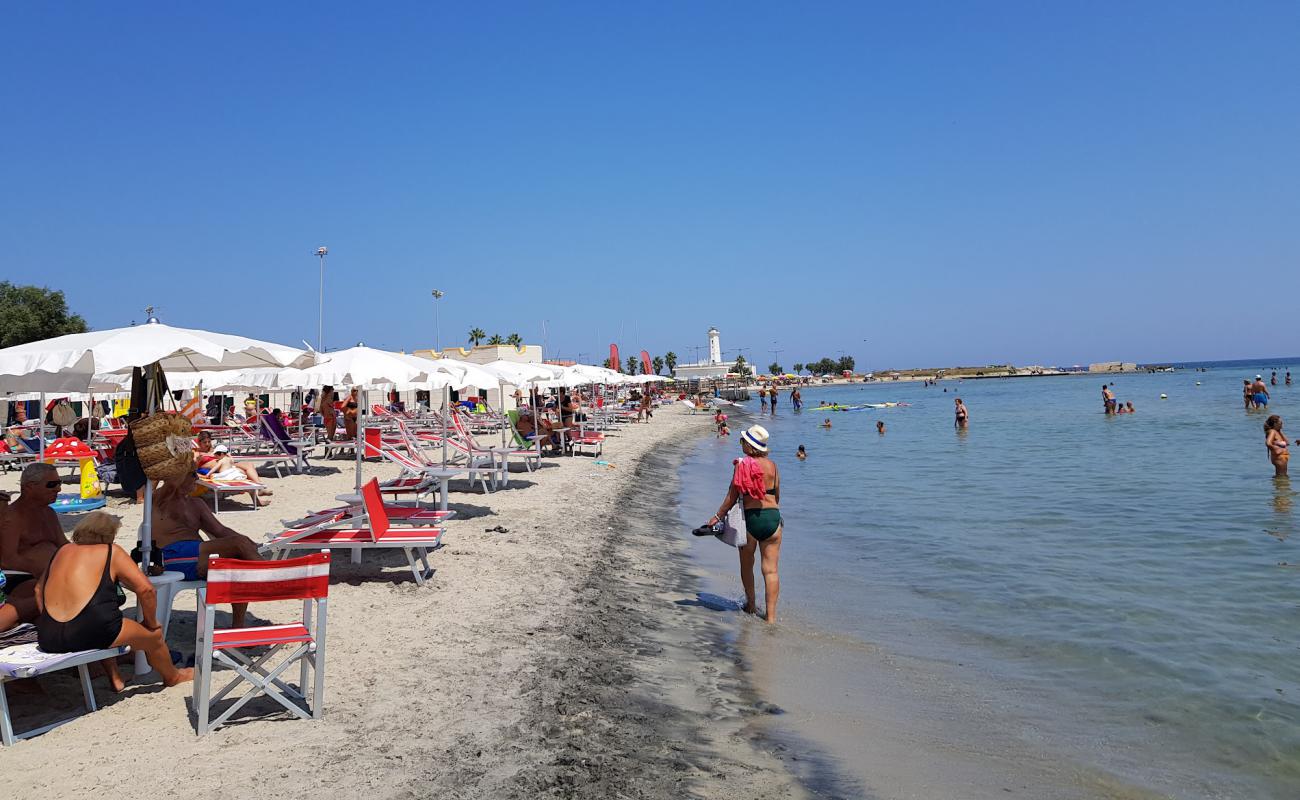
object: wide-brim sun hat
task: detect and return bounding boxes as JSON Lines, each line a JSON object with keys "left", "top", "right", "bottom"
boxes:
{"left": 741, "top": 424, "right": 769, "bottom": 453}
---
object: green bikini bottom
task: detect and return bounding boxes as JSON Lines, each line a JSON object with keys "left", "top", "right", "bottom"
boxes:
{"left": 743, "top": 508, "right": 783, "bottom": 541}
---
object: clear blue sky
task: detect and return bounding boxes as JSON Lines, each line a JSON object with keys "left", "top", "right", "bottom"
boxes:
{"left": 3, "top": 2, "right": 1297, "bottom": 370}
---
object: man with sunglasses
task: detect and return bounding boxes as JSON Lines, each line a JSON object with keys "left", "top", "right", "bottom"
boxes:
{"left": 0, "top": 462, "right": 70, "bottom": 622}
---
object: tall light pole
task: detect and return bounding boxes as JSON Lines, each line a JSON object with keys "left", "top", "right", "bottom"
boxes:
{"left": 315, "top": 247, "right": 328, "bottom": 352}
{"left": 771, "top": 341, "right": 784, "bottom": 373}
{"left": 431, "top": 289, "right": 445, "bottom": 353}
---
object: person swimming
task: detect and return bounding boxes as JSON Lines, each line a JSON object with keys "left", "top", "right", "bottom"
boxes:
{"left": 1265, "top": 415, "right": 1291, "bottom": 477}
{"left": 796, "top": 445, "right": 807, "bottom": 461}
{"left": 954, "top": 397, "right": 969, "bottom": 428}
{"left": 1125, "top": 401, "right": 1135, "bottom": 414}
{"left": 876, "top": 420, "right": 885, "bottom": 434}
{"left": 820, "top": 418, "right": 832, "bottom": 429}
{"left": 1244, "top": 380, "right": 1255, "bottom": 410}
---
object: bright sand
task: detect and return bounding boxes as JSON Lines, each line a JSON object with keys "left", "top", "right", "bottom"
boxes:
{"left": 1, "top": 409, "right": 808, "bottom": 798}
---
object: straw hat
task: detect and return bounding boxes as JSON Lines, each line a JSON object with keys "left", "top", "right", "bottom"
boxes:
{"left": 741, "top": 424, "right": 769, "bottom": 454}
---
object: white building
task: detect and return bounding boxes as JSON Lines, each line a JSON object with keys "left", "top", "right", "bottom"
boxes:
{"left": 673, "top": 327, "right": 739, "bottom": 381}
{"left": 412, "top": 344, "right": 543, "bottom": 365}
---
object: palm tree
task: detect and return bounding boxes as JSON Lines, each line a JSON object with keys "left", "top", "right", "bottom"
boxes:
{"left": 487, "top": 333, "right": 504, "bottom": 346}
{"left": 664, "top": 351, "right": 677, "bottom": 374}
{"left": 793, "top": 362, "right": 804, "bottom": 376}
{"left": 506, "top": 332, "right": 523, "bottom": 347}
{"left": 769, "top": 362, "right": 783, "bottom": 376}
{"left": 468, "top": 328, "right": 486, "bottom": 346}
{"left": 625, "top": 356, "right": 640, "bottom": 375}
{"left": 652, "top": 356, "right": 665, "bottom": 375}
{"left": 734, "top": 354, "right": 748, "bottom": 375}
{"left": 602, "top": 358, "right": 612, "bottom": 369}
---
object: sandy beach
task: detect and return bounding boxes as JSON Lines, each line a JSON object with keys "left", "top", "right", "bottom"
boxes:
{"left": 1, "top": 409, "right": 816, "bottom": 798}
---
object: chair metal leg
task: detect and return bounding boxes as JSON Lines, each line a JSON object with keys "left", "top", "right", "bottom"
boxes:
{"left": 0, "top": 681, "right": 14, "bottom": 747}
{"left": 78, "top": 664, "right": 97, "bottom": 712}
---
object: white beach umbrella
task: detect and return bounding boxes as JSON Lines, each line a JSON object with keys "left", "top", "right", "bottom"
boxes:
{"left": 0, "top": 321, "right": 311, "bottom": 393}
{"left": 295, "top": 345, "right": 454, "bottom": 389}
{"left": 0, "top": 320, "right": 309, "bottom": 606}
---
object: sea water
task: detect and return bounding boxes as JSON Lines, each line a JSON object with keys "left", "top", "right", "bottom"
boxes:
{"left": 675, "top": 362, "right": 1300, "bottom": 799}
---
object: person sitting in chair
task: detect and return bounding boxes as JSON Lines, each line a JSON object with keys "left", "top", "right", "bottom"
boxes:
{"left": 152, "top": 468, "right": 264, "bottom": 627}
{"left": 0, "top": 463, "right": 70, "bottom": 622}
{"left": 35, "top": 511, "right": 192, "bottom": 691}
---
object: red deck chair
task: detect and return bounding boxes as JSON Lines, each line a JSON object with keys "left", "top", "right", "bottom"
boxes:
{"left": 260, "top": 480, "right": 444, "bottom": 585}
{"left": 194, "top": 551, "right": 331, "bottom": 735}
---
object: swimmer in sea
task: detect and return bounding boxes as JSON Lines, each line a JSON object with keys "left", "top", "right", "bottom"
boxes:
{"left": 1102, "top": 384, "right": 1116, "bottom": 414}
{"left": 1125, "top": 401, "right": 1135, "bottom": 414}
{"left": 1288, "top": 371, "right": 1293, "bottom": 387}
{"left": 876, "top": 420, "right": 885, "bottom": 434}
{"left": 954, "top": 397, "right": 969, "bottom": 428}
{"left": 1272, "top": 371, "right": 1278, "bottom": 386}
{"left": 820, "top": 418, "right": 832, "bottom": 429}
{"left": 796, "top": 445, "right": 807, "bottom": 461}
{"left": 1244, "top": 380, "right": 1255, "bottom": 411}
{"left": 1265, "top": 415, "right": 1291, "bottom": 477}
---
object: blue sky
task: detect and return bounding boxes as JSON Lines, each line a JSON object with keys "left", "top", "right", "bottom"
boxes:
{"left": 3, "top": 3, "right": 1297, "bottom": 370}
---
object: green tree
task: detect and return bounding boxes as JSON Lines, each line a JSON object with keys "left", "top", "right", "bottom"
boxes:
{"left": 836, "top": 355, "right": 856, "bottom": 374}
{"left": 505, "top": 332, "right": 523, "bottom": 347}
{"left": 0, "top": 282, "right": 87, "bottom": 348}
{"left": 625, "top": 355, "right": 640, "bottom": 375}
{"left": 792, "top": 362, "right": 804, "bottom": 376}
{"left": 652, "top": 355, "right": 665, "bottom": 375}
{"left": 602, "top": 357, "right": 612, "bottom": 369}
{"left": 769, "top": 362, "right": 783, "bottom": 375}
{"left": 734, "top": 354, "right": 748, "bottom": 376}
{"left": 664, "top": 351, "right": 677, "bottom": 374}
{"left": 811, "top": 358, "right": 836, "bottom": 375}
{"left": 487, "top": 333, "right": 504, "bottom": 345}
{"left": 467, "top": 328, "right": 486, "bottom": 346}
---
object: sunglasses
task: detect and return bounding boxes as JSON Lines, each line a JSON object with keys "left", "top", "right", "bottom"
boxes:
{"left": 45, "top": 480, "right": 61, "bottom": 489}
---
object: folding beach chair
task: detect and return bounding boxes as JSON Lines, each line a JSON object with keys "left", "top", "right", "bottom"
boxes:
{"left": 260, "top": 480, "right": 445, "bottom": 585}
{"left": 193, "top": 552, "right": 331, "bottom": 735}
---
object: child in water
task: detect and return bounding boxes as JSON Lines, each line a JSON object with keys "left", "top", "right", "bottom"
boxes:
{"left": 796, "top": 445, "right": 807, "bottom": 460}
{"left": 820, "top": 418, "right": 832, "bottom": 429}
{"left": 876, "top": 420, "right": 885, "bottom": 434}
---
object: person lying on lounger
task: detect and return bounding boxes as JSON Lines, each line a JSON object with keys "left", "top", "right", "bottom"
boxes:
{"left": 194, "top": 432, "right": 271, "bottom": 504}
{"left": 152, "top": 468, "right": 263, "bottom": 627}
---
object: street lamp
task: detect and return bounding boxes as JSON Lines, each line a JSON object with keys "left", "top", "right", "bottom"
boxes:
{"left": 314, "top": 247, "right": 328, "bottom": 352}
{"left": 431, "top": 289, "right": 445, "bottom": 353}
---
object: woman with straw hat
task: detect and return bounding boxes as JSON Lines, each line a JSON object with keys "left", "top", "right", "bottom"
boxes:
{"left": 707, "top": 424, "right": 783, "bottom": 622}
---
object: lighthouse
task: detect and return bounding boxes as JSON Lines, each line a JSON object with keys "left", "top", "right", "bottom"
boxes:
{"left": 708, "top": 327, "right": 721, "bottom": 365}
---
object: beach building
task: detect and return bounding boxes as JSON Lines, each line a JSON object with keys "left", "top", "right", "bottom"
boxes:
{"left": 1088, "top": 361, "right": 1137, "bottom": 373}
{"left": 412, "top": 343, "right": 542, "bottom": 365}
{"left": 672, "top": 327, "right": 738, "bottom": 381}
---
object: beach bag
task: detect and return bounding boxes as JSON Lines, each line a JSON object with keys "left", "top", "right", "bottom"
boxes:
{"left": 51, "top": 400, "right": 76, "bottom": 428}
{"left": 131, "top": 412, "right": 195, "bottom": 480}
{"left": 716, "top": 507, "right": 747, "bottom": 548}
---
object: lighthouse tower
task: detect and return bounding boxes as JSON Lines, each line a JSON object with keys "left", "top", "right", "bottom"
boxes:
{"left": 708, "top": 327, "right": 721, "bottom": 365}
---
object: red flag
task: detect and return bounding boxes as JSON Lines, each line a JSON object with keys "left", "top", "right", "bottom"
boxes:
{"left": 610, "top": 344, "right": 621, "bottom": 372}
{"left": 640, "top": 350, "right": 652, "bottom": 375}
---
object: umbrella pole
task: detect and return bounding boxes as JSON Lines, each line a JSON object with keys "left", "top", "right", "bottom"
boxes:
{"left": 442, "top": 384, "right": 449, "bottom": 467}
{"left": 354, "top": 387, "right": 364, "bottom": 495}
{"left": 141, "top": 363, "right": 157, "bottom": 600}
{"left": 38, "top": 391, "right": 45, "bottom": 461}
{"left": 500, "top": 380, "right": 508, "bottom": 447}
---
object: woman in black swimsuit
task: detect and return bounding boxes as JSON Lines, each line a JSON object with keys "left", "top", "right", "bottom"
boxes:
{"left": 35, "top": 512, "right": 192, "bottom": 690}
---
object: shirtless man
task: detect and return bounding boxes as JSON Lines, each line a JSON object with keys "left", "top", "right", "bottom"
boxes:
{"left": 151, "top": 471, "right": 262, "bottom": 627}
{"left": 0, "top": 463, "right": 69, "bottom": 621}
{"left": 1252, "top": 376, "right": 1271, "bottom": 408}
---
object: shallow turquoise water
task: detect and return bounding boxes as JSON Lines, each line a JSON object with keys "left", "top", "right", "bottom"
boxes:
{"left": 676, "top": 365, "right": 1300, "bottom": 798}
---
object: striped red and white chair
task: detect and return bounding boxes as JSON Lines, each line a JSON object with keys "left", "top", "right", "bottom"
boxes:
{"left": 259, "top": 480, "right": 445, "bottom": 586}
{"left": 193, "top": 551, "right": 331, "bottom": 735}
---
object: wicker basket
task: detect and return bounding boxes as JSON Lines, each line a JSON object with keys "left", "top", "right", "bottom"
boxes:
{"left": 129, "top": 413, "right": 173, "bottom": 448}
{"left": 147, "top": 451, "right": 194, "bottom": 482}
{"left": 136, "top": 441, "right": 174, "bottom": 471}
